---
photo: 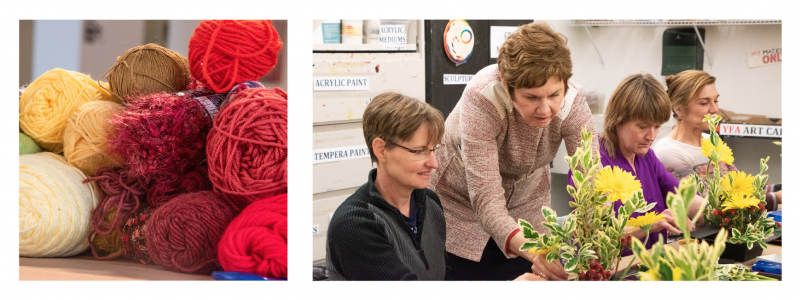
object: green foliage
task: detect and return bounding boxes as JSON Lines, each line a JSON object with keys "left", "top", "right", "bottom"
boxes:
{"left": 632, "top": 178, "right": 728, "bottom": 281}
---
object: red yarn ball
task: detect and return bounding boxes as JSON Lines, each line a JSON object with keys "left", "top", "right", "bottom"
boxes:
{"left": 206, "top": 87, "right": 287, "bottom": 211}
{"left": 218, "top": 193, "right": 287, "bottom": 278}
{"left": 188, "top": 20, "right": 283, "bottom": 93}
{"left": 107, "top": 92, "right": 212, "bottom": 182}
{"left": 146, "top": 191, "right": 238, "bottom": 274}
{"left": 146, "top": 163, "right": 213, "bottom": 208}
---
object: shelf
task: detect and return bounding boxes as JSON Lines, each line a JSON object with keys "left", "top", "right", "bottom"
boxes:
{"left": 570, "top": 20, "right": 781, "bottom": 27}
{"left": 313, "top": 43, "right": 417, "bottom": 52}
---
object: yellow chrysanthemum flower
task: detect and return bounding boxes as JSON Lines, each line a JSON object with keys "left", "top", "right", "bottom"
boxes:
{"left": 701, "top": 138, "right": 734, "bottom": 165}
{"left": 627, "top": 212, "right": 665, "bottom": 229}
{"left": 721, "top": 193, "right": 761, "bottom": 212}
{"left": 721, "top": 171, "right": 755, "bottom": 196}
{"left": 594, "top": 166, "right": 642, "bottom": 202}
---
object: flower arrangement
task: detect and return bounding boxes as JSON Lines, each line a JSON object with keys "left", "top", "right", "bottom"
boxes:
{"left": 698, "top": 115, "right": 780, "bottom": 249}
{"left": 630, "top": 176, "right": 777, "bottom": 281}
{"left": 517, "top": 128, "right": 658, "bottom": 281}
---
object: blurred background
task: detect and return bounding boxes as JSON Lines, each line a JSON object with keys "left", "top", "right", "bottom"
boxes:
{"left": 19, "top": 20, "right": 287, "bottom": 91}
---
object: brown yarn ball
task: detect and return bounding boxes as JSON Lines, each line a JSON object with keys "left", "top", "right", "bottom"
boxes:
{"left": 63, "top": 100, "right": 123, "bottom": 177}
{"left": 105, "top": 43, "right": 192, "bottom": 102}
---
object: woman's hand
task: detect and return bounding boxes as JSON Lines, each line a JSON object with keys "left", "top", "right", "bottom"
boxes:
{"left": 658, "top": 209, "right": 693, "bottom": 233}
{"left": 512, "top": 272, "right": 547, "bottom": 281}
{"left": 530, "top": 253, "right": 569, "bottom": 281}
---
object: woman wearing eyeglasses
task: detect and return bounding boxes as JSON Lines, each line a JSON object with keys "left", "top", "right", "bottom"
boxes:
{"left": 429, "top": 21, "right": 598, "bottom": 280}
{"left": 325, "top": 92, "right": 450, "bottom": 280}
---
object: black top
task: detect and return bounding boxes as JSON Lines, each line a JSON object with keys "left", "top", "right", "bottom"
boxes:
{"left": 325, "top": 168, "right": 450, "bottom": 280}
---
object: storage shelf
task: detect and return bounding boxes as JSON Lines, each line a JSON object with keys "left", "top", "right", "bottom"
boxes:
{"left": 313, "top": 43, "right": 417, "bottom": 52}
{"left": 570, "top": 20, "right": 781, "bottom": 27}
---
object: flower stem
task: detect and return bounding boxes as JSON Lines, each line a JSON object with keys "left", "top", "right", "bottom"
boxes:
{"left": 618, "top": 232, "right": 650, "bottom": 281}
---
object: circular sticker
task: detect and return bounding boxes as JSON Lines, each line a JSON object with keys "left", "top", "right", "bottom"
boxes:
{"left": 444, "top": 20, "right": 474, "bottom": 65}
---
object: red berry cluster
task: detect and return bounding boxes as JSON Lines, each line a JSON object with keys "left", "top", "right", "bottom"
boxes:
{"left": 578, "top": 263, "right": 612, "bottom": 281}
{"left": 620, "top": 235, "right": 633, "bottom": 248}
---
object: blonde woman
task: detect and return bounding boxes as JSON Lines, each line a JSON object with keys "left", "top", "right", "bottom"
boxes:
{"left": 653, "top": 70, "right": 781, "bottom": 210}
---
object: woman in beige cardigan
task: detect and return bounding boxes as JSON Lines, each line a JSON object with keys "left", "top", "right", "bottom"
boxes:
{"left": 429, "top": 21, "right": 598, "bottom": 281}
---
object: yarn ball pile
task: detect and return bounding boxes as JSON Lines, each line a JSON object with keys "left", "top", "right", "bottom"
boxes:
{"left": 188, "top": 20, "right": 283, "bottom": 93}
{"left": 19, "top": 132, "right": 42, "bottom": 155}
{"left": 146, "top": 191, "right": 237, "bottom": 274}
{"left": 19, "top": 68, "right": 114, "bottom": 153}
{"left": 63, "top": 100, "right": 124, "bottom": 177}
{"left": 105, "top": 43, "right": 192, "bottom": 102}
{"left": 218, "top": 193, "right": 287, "bottom": 278}
{"left": 20, "top": 152, "right": 101, "bottom": 257}
{"left": 206, "top": 87, "right": 288, "bottom": 211}
{"left": 107, "top": 92, "right": 212, "bottom": 182}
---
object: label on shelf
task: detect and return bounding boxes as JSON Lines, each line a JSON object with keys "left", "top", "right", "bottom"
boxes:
{"left": 314, "top": 145, "right": 370, "bottom": 164}
{"left": 314, "top": 77, "right": 370, "bottom": 91}
{"left": 382, "top": 44, "right": 407, "bottom": 50}
{"left": 443, "top": 74, "right": 474, "bottom": 85}
{"left": 380, "top": 25, "right": 407, "bottom": 44}
{"left": 719, "top": 123, "right": 781, "bottom": 138}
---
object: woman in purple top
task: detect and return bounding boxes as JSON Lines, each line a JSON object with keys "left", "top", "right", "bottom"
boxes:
{"left": 570, "top": 73, "right": 706, "bottom": 252}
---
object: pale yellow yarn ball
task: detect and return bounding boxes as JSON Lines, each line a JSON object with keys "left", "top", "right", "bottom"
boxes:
{"left": 63, "top": 100, "right": 123, "bottom": 177}
{"left": 19, "top": 152, "right": 101, "bottom": 257}
{"left": 19, "top": 68, "right": 114, "bottom": 153}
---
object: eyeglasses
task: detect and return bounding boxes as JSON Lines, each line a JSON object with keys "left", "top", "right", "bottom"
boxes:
{"left": 391, "top": 143, "right": 441, "bottom": 161}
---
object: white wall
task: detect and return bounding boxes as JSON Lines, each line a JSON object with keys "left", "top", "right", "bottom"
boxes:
{"left": 31, "top": 20, "right": 82, "bottom": 83}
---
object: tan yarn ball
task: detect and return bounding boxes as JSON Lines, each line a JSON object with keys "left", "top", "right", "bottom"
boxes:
{"left": 63, "top": 100, "right": 123, "bottom": 177}
{"left": 19, "top": 68, "right": 114, "bottom": 153}
{"left": 105, "top": 43, "right": 192, "bottom": 102}
{"left": 20, "top": 152, "right": 101, "bottom": 257}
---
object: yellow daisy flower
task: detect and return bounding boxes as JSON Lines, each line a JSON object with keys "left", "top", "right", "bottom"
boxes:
{"left": 721, "top": 171, "right": 755, "bottom": 196}
{"left": 721, "top": 193, "right": 761, "bottom": 212}
{"left": 627, "top": 212, "right": 665, "bottom": 229}
{"left": 594, "top": 166, "right": 642, "bottom": 202}
{"left": 701, "top": 138, "right": 734, "bottom": 165}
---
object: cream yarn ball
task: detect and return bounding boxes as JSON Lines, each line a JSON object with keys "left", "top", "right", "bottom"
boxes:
{"left": 19, "top": 152, "right": 101, "bottom": 257}
{"left": 63, "top": 100, "right": 123, "bottom": 177}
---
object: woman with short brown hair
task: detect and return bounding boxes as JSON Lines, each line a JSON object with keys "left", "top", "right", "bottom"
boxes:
{"left": 429, "top": 21, "right": 596, "bottom": 280}
{"left": 326, "top": 92, "right": 449, "bottom": 280}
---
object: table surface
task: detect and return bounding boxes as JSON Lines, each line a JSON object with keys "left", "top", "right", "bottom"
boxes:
{"left": 19, "top": 252, "right": 213, "bottom": 281}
